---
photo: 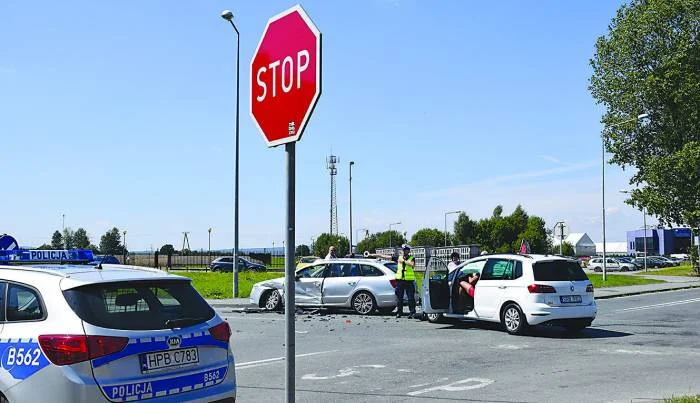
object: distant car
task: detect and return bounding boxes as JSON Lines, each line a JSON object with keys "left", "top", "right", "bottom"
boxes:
{"left": 249, "top": 258, "right": 418, "bottom": 315}
{"left": 588, "top": 257, "right": 637, "bottom": 272}
{"left": 296, "top": 256, "right": 320, "bottom": 270}
{"left": 87, "top": 255, "right": 120, "bottom": 265}
{"left": 649, "top": 256, "right": 679, "bottom": 267}
{"left": 209, "top": 257, "right": 266, "bottom": 272}
{"left": 633, "top": 257, "right": 671, "bottom": 269}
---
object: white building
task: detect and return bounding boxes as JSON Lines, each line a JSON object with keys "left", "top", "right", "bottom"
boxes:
{"left": 552, "top": 233, "right": 597, "bottom": 256}
{"left": 594, "top": 242, "right": 628, "bottom": 256}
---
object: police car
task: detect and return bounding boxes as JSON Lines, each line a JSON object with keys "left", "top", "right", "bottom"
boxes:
{"left": 0, "top": 250, "right": 236, "bottom": 402}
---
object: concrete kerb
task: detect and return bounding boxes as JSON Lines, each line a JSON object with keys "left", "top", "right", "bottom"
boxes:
{"left": 594, "top": 283, "right": 700, "bottom": 299}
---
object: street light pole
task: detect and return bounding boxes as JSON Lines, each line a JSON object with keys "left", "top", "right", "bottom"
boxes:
{"left": 208, "top": 228, "right": 212, "bottom": 258}
{"left": 123, "top": 230, "right": 127, "bottom": 264}
{"left": 221, "top": 10, "right": 240, "bottom": 297}
{"left": 620, "top": 189, "right": 648, "bottom": 272}
{"left": 62, "top": 214, "right": 65, "bottom": 232}
{"left": 389, "top": 222, "right": 401, "bottom": 248}
{"left": 444, "top": 211, "right": 461, "bottom": 247}
{"left": 349, "top": 161, "right": 354, "bottom": 254}
{"left": 601, "top": 113, "right": 648, "bottom": 282}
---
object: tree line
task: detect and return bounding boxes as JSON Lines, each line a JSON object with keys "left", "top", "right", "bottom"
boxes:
{"left": 305, "top": 204, "right": 555, "bottom": 258}
{"left": 37, "top": 227, "right": 127, "bottom": 255}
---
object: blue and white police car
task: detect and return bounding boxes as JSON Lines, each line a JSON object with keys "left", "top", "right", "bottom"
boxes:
{"left": 0, "top": 250, "right": 236, "bottom": 402}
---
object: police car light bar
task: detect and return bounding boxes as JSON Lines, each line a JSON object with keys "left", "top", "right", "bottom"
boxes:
{"left": 0, "top": 249, "right": 95, "bottom": 264}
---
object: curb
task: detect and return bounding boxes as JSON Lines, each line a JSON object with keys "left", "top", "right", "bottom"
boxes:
{"left": 594, "top": 284, "right": 700, "bottom": 299}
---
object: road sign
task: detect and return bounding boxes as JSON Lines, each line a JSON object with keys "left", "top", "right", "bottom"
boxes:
{"left": 250, "top": 5, "right": 321, "bottom": 147}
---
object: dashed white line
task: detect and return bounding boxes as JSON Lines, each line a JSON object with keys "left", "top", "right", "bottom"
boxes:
{"left": 616, "top": 297, "right": 700, "bottom": 313}
{"left": 236, "top": 350, "right": 338, "bottom": 370}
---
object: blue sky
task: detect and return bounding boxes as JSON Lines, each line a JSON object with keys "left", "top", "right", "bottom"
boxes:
{"left": 0, "top": 1, "right": 652, "bottom": 251}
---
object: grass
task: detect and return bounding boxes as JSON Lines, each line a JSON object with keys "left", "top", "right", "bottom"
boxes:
{"left": 633, "top": 264, "right": 699, "bottom": 277}
{"left": 587, "top": 273, "right": 665, "bottom": 288}
{"left": 665, "top": 395, "right": 700, "bottom": 403}
{"left": 174, "top": 271, "right": 283, "bottom": 299}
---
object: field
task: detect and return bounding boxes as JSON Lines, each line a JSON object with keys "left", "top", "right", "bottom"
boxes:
{"left": 633, "top": 264, "right": 699, "bottom": 277}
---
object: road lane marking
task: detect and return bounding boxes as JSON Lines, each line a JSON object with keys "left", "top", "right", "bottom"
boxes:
{"left": 236, "top": 350, "right": 338, "bottom": 370}
{"left": 302, "top": 364, "right": 386, "bottom": 380}
{"left": 409, "top": 378, "right": 449, "bottom": 388}
{"left": 407, "top": 378, "right": 495, "bottom": 396}
{"left": 615, "top": 297, "right": 700, "bottom": 313}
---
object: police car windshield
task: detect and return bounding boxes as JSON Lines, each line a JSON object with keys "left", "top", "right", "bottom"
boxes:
{"left": 63, "top": 280, "right": 214, "bottom": 330}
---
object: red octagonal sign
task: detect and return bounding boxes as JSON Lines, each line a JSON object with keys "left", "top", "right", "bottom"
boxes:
{"left": 251, "top": 5, "right": 321, "bottom": 147}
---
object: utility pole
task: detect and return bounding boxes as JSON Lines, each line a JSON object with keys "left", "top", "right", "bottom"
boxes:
{"left": 349, "top": 161, "right": 354, "bottom": 254}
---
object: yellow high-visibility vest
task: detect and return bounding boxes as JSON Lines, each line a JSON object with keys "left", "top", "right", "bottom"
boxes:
{"left": 396, "top": 255, "right": 416, "bottom": 281}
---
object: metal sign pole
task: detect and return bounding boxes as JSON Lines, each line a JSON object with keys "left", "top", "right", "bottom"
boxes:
{"left": 284, "top": 142, "right": 296, "bottom": 403}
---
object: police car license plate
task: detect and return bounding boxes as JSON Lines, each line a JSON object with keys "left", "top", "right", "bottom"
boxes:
{"left": 560, "top": 295, "right": 582, "bottom": 303}
{"left": 140, "top": 347, "right": 199, "bottom": 373}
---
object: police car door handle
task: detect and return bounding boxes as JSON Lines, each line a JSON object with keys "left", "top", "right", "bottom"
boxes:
{"left": 347, "top": 282, "right": 356, "bottom": 286}
{"left": 498, "top": 286, "right": 506, "bottom": 289}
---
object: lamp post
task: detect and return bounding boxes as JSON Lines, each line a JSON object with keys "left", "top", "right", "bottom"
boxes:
{"left": 444, "top": 211, "right": 462, "bottom": 246}
{"left": 356, "top": 227, "right": 368, "bottom": 249}
{"left": 620, "top": 189, "right": 648, "bottom": 272}
{"left": 221, "top": 10, "right": 241, "bottom": 297}
{"left": 208, "top": 228, "right": 212, "bottom": 258}
{"left": 601, "top": 113, "right": 648, "bottom": 282}
{"left": 349, "top": 161, "right": 354, "bottom": 254}
{"left": 62, "top": 214, "right": 65, "bottom": 232}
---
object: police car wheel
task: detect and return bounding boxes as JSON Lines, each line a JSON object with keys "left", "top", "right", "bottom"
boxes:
{"left": 0, "top": 392, "right": 8, "bottom": 403}
{"left": 426, "top": 313, "right": 444, "bottom": 323}
{"left": 264, "top": 290, "right": 282, "bottom": 311}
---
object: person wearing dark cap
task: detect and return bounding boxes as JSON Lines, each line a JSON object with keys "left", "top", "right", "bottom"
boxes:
{"left": 395, "top": 244, "right": 417, "bottom": 318}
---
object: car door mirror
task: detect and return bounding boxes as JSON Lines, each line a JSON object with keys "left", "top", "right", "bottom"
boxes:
{"left": 295, "top": 274, "right": 301, "bottom": 281}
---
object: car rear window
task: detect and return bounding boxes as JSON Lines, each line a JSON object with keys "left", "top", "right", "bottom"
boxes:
{"left": 383, "top": 263, "right": 398, "bottom": 272}
{"left": 63, "top": 280, "right": 214, "bottom": 330}
{"left": 533, "top": 261, "right": 589, "bottom": 281}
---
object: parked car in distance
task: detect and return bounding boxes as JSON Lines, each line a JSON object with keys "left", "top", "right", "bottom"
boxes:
{"left": 210, "top": 257, "right": 266, "bottom": 272}
{"left": 588, "top": 257, "right": 637, "bottom": 272}
{"left": 649, "top": 256, "right": 680, "bottom": 266}
{"left": 633, "top": 257, "right": 671, "bottom": 269}
{"left": 296, "top": 256, "right": 321, "bottom": 270}
{"left": 87, "top": 255, "right": 120, "bottom": 265}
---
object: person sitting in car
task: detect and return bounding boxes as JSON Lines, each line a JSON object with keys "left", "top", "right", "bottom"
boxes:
{"left": 455, "top": 272, "right": 479, "bottom": 312}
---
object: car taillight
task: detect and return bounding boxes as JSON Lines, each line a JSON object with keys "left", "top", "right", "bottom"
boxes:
{"left": 389, "top": 279, "right": 397, "bottom": 288}
{"left": 38, "top": 335, "right": 128, "bottom": 366}
{"left": 586, "top": 284, "right": 594, "bottom": 293}
{"left": 527, "top": 284, "right": 556, "bottom": 293}
{"left": 209, "top": 321, "right": 231, "bottom": 343}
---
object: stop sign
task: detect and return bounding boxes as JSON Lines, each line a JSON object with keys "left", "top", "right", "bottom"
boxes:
{"left": 250, "top": 5, "right": 321, "bottom": 147}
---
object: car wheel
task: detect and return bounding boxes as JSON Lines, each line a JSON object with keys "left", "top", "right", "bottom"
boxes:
{"left": 211, "top": 267, "right": 219, "bottom": 272}
{"left": 263, "top": 290, "right": 282, "bottom": 311}
{"left": 351, "top": 291, "right": 376, "bottom": 315}
{"left": 621, "top": 267, "right": 629, "bottom": 272}
{"left": 501, "top": 303, "right": 528, "bottom": 335}
{"left": 426, "top": 313, "right": 445, "bottom": 323}
{"left": 0, "top": 393, "right": 8, "bottom": 403}
{"left": 594, "top": 267, "right": 602, "bottom": 272}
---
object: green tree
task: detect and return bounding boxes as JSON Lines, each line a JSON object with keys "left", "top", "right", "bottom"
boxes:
{"left": 51, "top": 230, "right": 63, "bottom": 249}
{"left": 518, "top": 216, "right": 551, "bottom": 254}
{"left": 355, "top": 230, "right": 406, "bottom": 254}
{"left": 160, "top": 244, "right": 176, "bottom": 255}
{"left": 552, "top": 241, "right": 575, "bottom": 257}
{"left": 453, "top": 213, "right": 477, "bottom": 245}
{"left": 100, "top": 227, "right": 124, "bottom": 255}
{"left": 73, "top": 228, "right": 91, "bottom": 250}
{"left": 62, "top": 228, "right": 75, "bottom": 249}
{"left": 295, "top": 244, "right": 311, "bottom": 256}
{"left": 312, "top": 233, "right": 350, "bottom": 257}
{"left": 410, "top": 228, "right": 446, "bottom": 247}
{"left": 590, "top": 0, "right": 700, "bottom": 229}
{"left": 36, "top": 244, "right": 52, "bottom": 250}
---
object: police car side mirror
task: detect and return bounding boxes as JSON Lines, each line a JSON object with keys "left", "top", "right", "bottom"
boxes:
{"left": 295, "top": 275, "right": 301, "bottom": 281}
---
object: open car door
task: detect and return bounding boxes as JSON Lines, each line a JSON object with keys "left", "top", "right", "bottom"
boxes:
{"left": 421, "top": 257, "right": 449, "bottom": 313}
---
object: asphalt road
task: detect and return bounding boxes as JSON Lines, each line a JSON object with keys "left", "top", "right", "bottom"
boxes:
{"left": 223, "top": 289, "right": 700, "bottom": 402}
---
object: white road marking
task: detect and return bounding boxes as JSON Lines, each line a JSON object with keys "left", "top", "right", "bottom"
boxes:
{"left": 236, "top": 350, "right": 338, "bottom": 370}
{"left": 491, "top": 344, "right": 529, "bottom": 350}
{"left": 616, "top": 297, "right": 700, "bottom": 313}
{"left": 295, "top": 330, "right": 309, "bottom": 334}
{"left": 409, "top": 378, "right": 449, "bottom": 388}
{"left": 407, "top": 378, "right": 495, "bottom": 396}
{"left": 223, "top": 316, "right": 285, "bottom": 321}
{"left": 302, "top": 364, "right": 386, "bottom": 380}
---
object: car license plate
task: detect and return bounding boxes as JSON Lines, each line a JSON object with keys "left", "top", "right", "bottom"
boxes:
{"left": 560, "top": 295, "right": 582, "bottom": 303}
{"left": 140, "top": 347, "right": 199, "bottom": 373}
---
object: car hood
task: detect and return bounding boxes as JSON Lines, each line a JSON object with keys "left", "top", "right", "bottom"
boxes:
{"left": 255, "top": 277, "right": 285, "bottom": 288}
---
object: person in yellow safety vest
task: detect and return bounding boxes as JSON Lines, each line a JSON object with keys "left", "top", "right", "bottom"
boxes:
{"left": 395, "top": 244, "right": 418, "bottom": 319}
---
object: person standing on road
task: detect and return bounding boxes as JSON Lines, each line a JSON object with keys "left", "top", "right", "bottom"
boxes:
{"left": 325, "top": 245, "right": 338, "bottom": 259}
{"left": 395, "top": 244, "right": 418, "bottom": 319}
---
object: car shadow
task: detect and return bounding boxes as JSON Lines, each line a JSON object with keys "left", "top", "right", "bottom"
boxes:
{"left": 436, "top": 320, "right": 632, "bottom": 339}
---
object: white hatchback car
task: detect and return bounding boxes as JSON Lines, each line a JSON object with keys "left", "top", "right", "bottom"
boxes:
{"left": 0, "top": 263, "right": 236, "bottom": 403}
{"left": 250, "top": 258, "right": 418, "bottom": 315}
{"left": 422, "top": 254, "right": 597, "bottom": 335}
